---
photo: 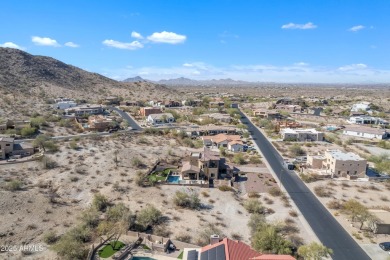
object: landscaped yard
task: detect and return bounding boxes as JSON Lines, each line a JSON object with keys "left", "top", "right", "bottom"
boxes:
{"left": 148, "top": 168, "right": 174, "bottom": 181}
{"left": 98, "top": 241, "right": 125, "bottom": 258}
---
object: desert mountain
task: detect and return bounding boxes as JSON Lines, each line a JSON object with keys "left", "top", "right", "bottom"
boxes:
{"left": 123, "top": 76, "right": 147, "bottom": 83}
{"left": 155, "top": 77, "right": 258, "bottom": 86}
{"left": 0, "top": 47, "right": 182, "bottom": 101}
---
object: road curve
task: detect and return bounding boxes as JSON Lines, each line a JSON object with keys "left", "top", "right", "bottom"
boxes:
{"left": 239, "top": 111, "right": 370, "bottom": 260}
{"left": 108, "top": 106, "right": 143, "bottom": 131}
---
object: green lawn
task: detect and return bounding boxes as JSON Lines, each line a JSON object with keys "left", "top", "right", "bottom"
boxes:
{"left": 149, "top": 168, "right": 175, "bottom": 181}
{"left": 98, "top": 241, "right": 125, "bottom": 258}
{"left": 177, "top": 251, "right": 184, "bottom": 259}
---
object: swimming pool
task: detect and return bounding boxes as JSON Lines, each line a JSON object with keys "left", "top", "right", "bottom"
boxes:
{"left": 166, "top": 175, "right": 181, "bottom": 184}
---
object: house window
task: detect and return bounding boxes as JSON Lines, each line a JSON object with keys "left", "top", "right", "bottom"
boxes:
{"left": 6, "top": 144, "right": 10, "bottom": 146}
{"left": 338, "top": 171, "right": 340, "bottom": 175}
{"left": 347, "top": 171, "right": 349, "bottom": 174}
{"left": 210, "top": 174, "right": 215, "bottom": 178}
{"left": 354, "top": 171, "right": 357, "bottom": 175}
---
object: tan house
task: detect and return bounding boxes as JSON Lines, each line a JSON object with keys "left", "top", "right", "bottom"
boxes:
{"left": 65, "top": 104, "right": 105, "bottom": 116}
{"left": 252, "top": 109, "right": 280, "bottom": 119}
{"left": 280, "top": 128, "right": 325, "bottom": 141}
{"left": 181, "top": 148, "right": 221, "bottom": 180}
{"left": 201, "top": 134, "right": 243, "bottom": 152}
{"left": 87, "top": 115, "right": 113, "bottom": 132}
{"left": 0, "top": 137, "right": 34, "bottom": 159}
{"left": 139, "top": 107, "right": 162, "bottom": 117}
{"left": 308, "top": 149, "right": 367, "bottom": 179}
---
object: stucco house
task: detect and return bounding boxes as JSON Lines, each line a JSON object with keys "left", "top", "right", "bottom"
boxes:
{"left": 343, "top": 125, "right": 389, "bottom": 140}
{"left": 307, "top": 149, "right": 367, "bottom": 179}
{"left": 147, "top": 113, "right": 175, "bottom": 125}
{"left": 201, "top": 134, "right": 244, "bottom": 152}
{"left": 280, "top": 128, "right": 324, "bottom": 141}
{"left": 0, "top": 137, "right": 34, "bottom": 159}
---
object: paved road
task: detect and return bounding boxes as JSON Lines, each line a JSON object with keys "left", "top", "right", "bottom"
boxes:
{"left": 108, "top": 107, "right": 142, "bottom": 130}
{"left": 239, "top": 111, "right": 370, "bottom": 260}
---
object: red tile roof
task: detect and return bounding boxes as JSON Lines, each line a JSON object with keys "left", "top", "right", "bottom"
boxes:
{"left": 201, "top": 238, "right": 295, "bottom": 260}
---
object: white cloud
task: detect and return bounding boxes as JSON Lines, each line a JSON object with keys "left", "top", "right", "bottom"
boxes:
{"left": 349, "top": 25, "right": 365, "bottom": 32}
{"left": 338, "top": 63, "right": 367, "bottom": 71}
{"left": 294, "top": 62, "right": 309, "bottom": 66}
{"left": 281, "top": 22, "right": 317, "bottom": 30}
{"left": 131, "top": 31, "right": 143, "bottom": 39}
{"left": 147, "top": 31, "right": 186, "bottom": 44}
{"left": 0, "top": 42, "right": 25, "bottom": 50}
{"left": 102, "top": 39, "right": 143, "bottom": 50}
{"left": 64, "top": 42, "right": 79, "bottom": 48}
{"left": 183, "top": 63, "right": 193, "bottom": 67}
{"left": 32, "top": 36, "right": 60, "bottom": 47}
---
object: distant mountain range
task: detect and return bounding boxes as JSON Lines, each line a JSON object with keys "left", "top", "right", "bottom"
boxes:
{"left": 123, "top": 76, "right": 261, "bottom": 86}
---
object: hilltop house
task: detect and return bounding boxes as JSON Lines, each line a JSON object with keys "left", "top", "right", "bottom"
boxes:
{"left": 139, "top": 107, "right": 162, "bottom": 117}
{"left": 252, "top": 109, "right": 281, "bottom": 119}
{"left": 0, "top": 137, "right": 34, "bottom": 160}
{"left": 351, "top": 102, "right": 371, "bottom": 112}
{"left": 65, "top": 104, "right": 105, "bottom": 117}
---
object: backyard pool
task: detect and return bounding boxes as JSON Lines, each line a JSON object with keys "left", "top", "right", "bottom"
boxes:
{"left": 166, "top": 175, "right": 181, "bottom": 184}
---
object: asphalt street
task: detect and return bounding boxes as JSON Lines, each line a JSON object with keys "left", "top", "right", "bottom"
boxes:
{"left": 239, "top": 111, "right": 370, "bottom": 260}
{"left": 108, "top": 106, "right": 142, "bottom": 130}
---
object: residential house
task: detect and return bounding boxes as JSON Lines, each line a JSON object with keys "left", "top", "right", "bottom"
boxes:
{"left": 351, "top": 102, "right": 371, "bottom": 112}
{"left": 343, "top": 125, "right": 389, "bottom": 140}
{"left": 207, "top": 113, "right": 232, "bottom": 123}
{"left": 209, "top": 101, "right": 225, "bottom": 108}
{"left": 182, "top": 99, "right": 202, "bottom": 106}
{"left": 103, "top": 96, "right": 120, "bottom": 105}
{"left": 348, "top": 116, "right": 388, "bottom": 125}
{"left": 201, "top": 134, "right": 244, "bottom": 152}
{"left": 275, "top": 104, "right": 302, "bottom": 113}
{"left": 184, "top": 125, "right": 237, "bottom": 137}
{"left": 182, "top": 235, "right": 295, "bottom": 260}
{"left": 308, "top": 149, "right": 367, "bottom": 179}
{"left": 0, "top": 137, "right": 34, "bottom": 159}
{"left": 139, "top": 107, "right": 162, "bottom": 117}
{"left": 65, "top": 104, "right": 105, "bottom": 116}
{"left": 164, "top": 100, "right": 181, "bottom": 107}
{"left": 253, "top": 109, "right": 280, "bottom": 119}
{"left": 53, "top": 100, "right": 77, "bottom": 110}
{"left": 0, "top": 123, "right": 6, "bottom": 132}
{"left": 147, "top": 113, "right": 175, "bottom": 125}
{"left": 120, "top": 100, "right": 143, "bottom": 107}
{"left": 87, "top": 115, "right": 113, "bottom": 132}
{"left": 280, "top": 128, "right": 324, "bottom": 141}
{"left": 181, "top": 148, "right": 220, "bottom": 180}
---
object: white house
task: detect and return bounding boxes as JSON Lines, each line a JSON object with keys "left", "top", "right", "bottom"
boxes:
{"left": 343, "top": 125, "right": 389, "bottom": 140}
{"left": 54, "top": 101, "right": 77, "bottom": 110}
{"left": 348, "top": 116, "right": 388, "bottom": 125}
{"left": 227, "top": 141, "right": 245, "bottom": 152}
{"left": 280, "top": 128, "right": 325, "bottom": 141}
{"left": 147, "top": 113, "right": 175, "bottom": 125}
{"left": 351, "top": 102, "right": 371, "bottom": 112}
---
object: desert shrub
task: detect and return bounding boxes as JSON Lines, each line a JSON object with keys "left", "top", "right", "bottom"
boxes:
{"left": 201, "top": 191, "right": 210, "bottom": 197}
{"left": 21, "top": 126, "right": 37, "bottom": 137}
{"left": 5, "top": 179, "right": 23, "bottom": 191}
{"left": 244, "top": 199, "right": 265, "bottom": 214}
{"left": 92, "top": 193, "right": 109, "bottom": 212}
{"left": 41, "top": 156, "right": 58, "bottom": 169}
{"left": 248, "top": 192, "right": 260, "bottom": 198}
{"left": 218, "top": 185, "right": 234, "bottom": 192}
{"left": 314, "top": 186, "right": 332, "bottom": 197}
{"left": 173, "top": 190, "right": 201, "bottom": 209}
{"left": 131, "top": 157, "right": 144, "bottom": 168}
{"left": 137, "top": 205, "right": 162, "bottom": 229}
{"left": 153, "top": 225, "right": 172, "bottom": 237}
{"left": 175, "top": 233, "right": 192, "bottom": 243}
{"left": 52, "top": 227, "right": 90, "bottom": 260}
{"left": 232, "top": 153, "right": 246, "bottom": 165}
{"left": 249, "top": 156, "right": 262, "bottom": 164}
{"left": 288, "top": 210, "right": 298, "bottom": 217}
{"left": 80, "top": 209, "right": 100, "bottom": 228}
{"left": 195, "top": 223, "right": 223, "bottom": 246}
{"left": 43, "top": 231, "right": 58, "bottom": 245}
{"left": 299, "top": 173, "right": 321, "bottom": 183}
{"left": 268, "top": 187, "right": 282, "bottom": 197}
{"left": 252, "top": 224, "right": 292, "bottom": 254}
{"left": 289, "top": 144, "right": 306, "bottom": 157}
{"left": 327, "top": 200, "right": 343, "bottom": 210}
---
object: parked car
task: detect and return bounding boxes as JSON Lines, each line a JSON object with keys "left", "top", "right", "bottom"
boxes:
{"left": 379, "top": 242, "right": 390, "bottom": 251}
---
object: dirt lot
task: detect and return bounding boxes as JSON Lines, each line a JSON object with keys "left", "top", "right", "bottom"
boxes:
{"left": 0, "top": 133, "right": 311, "bottom": 259}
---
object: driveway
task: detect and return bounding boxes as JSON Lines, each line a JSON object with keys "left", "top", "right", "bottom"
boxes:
{"left": 360, "top": 244, "right": 390, "bottom": 260}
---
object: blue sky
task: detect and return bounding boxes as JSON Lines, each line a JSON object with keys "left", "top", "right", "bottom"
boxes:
{"left": 1, "top": 0, "right": 390, "bottom": 83}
